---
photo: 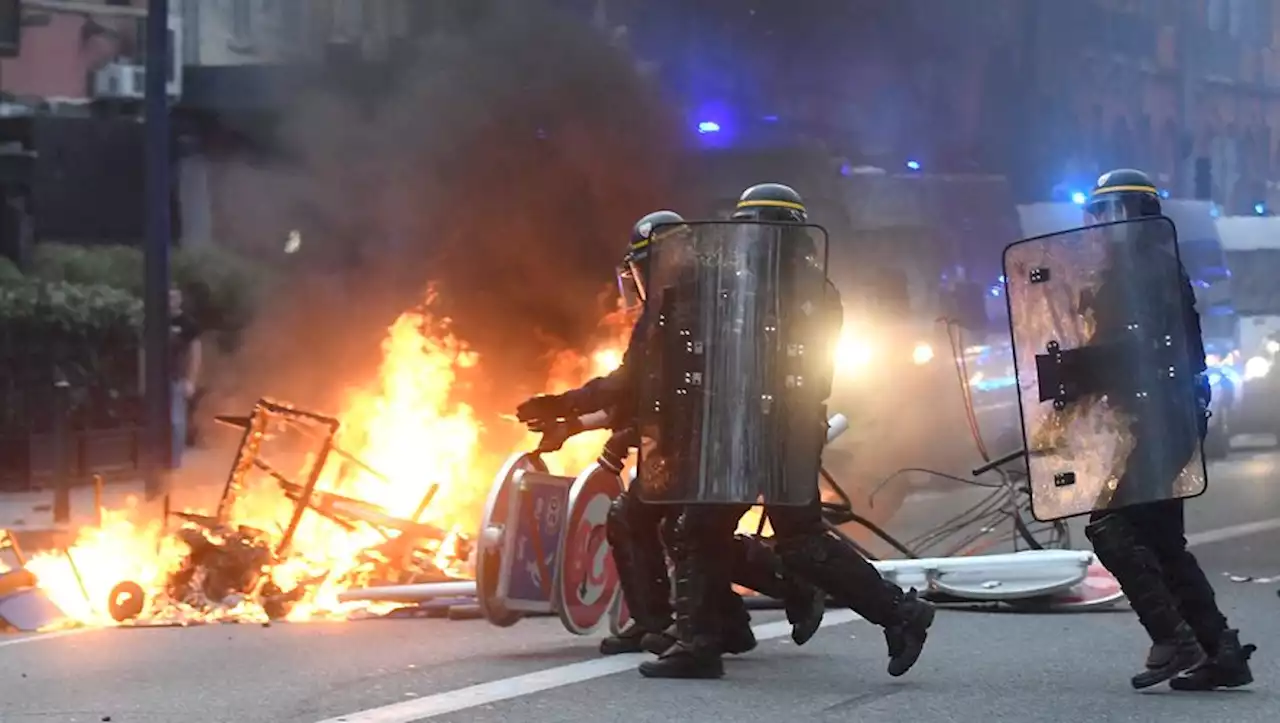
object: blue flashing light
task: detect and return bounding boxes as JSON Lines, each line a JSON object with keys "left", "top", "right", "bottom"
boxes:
{"left": 905, "top": 160, "right": 921, "bottom": 171}
{"left": 697, "top": 121, "right": 721, "bottom": 134}
{"left": 989, "top": 285, "right": 1001, "bottom": 297}
{"left": 1070, "top": 191, "right": 1087, "bottom": 205}
{"left": 1159, "top": 189, "right": 1171, "bottom": 199}
{"left": 761, "top": 115, "right": 778, "bottom": 122}
{"left": 997, "top": 275, "right": 1005, "bottom": 284}
{"left": 1210, "top": 204, "right": 1221, "bottom": 218}
{"left": 1255, "top": 202, "right": 1267, "bottom": 215}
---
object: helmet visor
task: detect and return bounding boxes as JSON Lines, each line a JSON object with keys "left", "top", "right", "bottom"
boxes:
{"left": 1085, "top": 194, "right": 1146, "bottom": 225}
{"left": 617, "top": 257, "right": 646, "bottom": 309}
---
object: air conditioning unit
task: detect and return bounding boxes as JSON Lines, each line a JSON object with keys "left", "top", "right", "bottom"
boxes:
{"left": 93, "top": 63, "right": 145, "bottom": 100}
{"left": 90, "top": 15, "right": 184, "bottom": 100}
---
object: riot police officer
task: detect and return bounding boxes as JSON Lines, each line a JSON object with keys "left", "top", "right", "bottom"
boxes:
{"left": 637, "top": 184, "right": 936, "bottom": 680}
{"left": 1081, "top": 169, "right": 1254, "bottom": 690}
{"left": 518, "top": 210, "right": 826, "bottom": 658}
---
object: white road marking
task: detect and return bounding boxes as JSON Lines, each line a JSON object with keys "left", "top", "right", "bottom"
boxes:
{"left": 317, "top": 515, "right": 1280, "bottom": 722}
{"left": 1186, "top": 517, "right": 1280, "bottom": 547}
{"left": 0, "top": 627, "right": 90, "bottom": 649}
{"left": 314, "top": 610, "right": 862, "bottom": 723}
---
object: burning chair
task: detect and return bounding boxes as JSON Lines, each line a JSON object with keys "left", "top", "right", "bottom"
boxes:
{"left": 107, "top": 398, "right": 460, "bottom": 623}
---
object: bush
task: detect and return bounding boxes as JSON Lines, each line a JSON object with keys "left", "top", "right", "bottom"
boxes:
{"left": 26, "top": 242, "right": 265, "bottom": 352}
{"left": 0, "top": 279, "right": 143, "bottom": 432}
{"left": 0, "top": 256, "right": 21, "bottom": 284}
{"left": 172, "top": 244, "right": 266, "bottom": 352}
{"left": 30, "top": 243, "right": 145, "bottom": 296}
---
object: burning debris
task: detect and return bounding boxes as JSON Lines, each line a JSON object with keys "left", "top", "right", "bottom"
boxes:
{"left": 21, "top": 299, "right": 632, "bottom": 629}
{"left": 104, "top": 399, "right": 484, "bottom": 625}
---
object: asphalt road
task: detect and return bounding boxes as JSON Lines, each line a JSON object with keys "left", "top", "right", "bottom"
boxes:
{"left": 2, "top": 451, "right": 1277, "bottom": 723}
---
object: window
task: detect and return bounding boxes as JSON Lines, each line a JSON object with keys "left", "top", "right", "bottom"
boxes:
{"left": 1225, "top": 0, "right": 1270, "bottom": 44}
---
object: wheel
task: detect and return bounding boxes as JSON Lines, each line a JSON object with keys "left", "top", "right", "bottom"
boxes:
{"left": 108, "top": 581, "right": 146, "bottom": 622}
{"left": 1204, "top": 407, "right": 1230, "bottom": 460}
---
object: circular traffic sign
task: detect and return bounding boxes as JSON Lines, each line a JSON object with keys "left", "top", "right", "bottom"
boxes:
{"left": 476, "top": 452, "right": 546, "bottom": 627}
{"left": 1044, "top": 562, "right": 1125, "bottom": 610}
{"left": 556, "top": 463, "right": 624, "bottom": 635}
{"left": 608, "top": 589, "right": 632, "bottom": 636}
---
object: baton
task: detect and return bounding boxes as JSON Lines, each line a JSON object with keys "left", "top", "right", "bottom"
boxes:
{"left": 971, "top": 448, "right": 1026, "bottom": 477}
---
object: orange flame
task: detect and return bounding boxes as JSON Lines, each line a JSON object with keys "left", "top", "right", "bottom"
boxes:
{"left": 25, "top": 296, "right": 638, "bottom": 627}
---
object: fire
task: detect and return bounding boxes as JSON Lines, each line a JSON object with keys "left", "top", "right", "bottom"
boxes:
{"left": 24, "top": 295, "right": 637, "bottom": 628}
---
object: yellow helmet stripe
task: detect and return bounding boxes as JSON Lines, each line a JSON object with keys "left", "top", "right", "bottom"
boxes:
{"left": 630, "top": 224, "right": 686, "bottom": 251}
{"left": 736, "top": 199, "right": 807, "bottom": 212}
{"left": 1091, "top": 184, "right": 1158, "bottom": 196}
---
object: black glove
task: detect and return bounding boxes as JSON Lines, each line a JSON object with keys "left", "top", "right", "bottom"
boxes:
{"left": 536, "top": 416, "right": 585, "bottom": 454}
{"left": 516, "top": 394, "right": 571, "bottom": 427}
{"left": 599, "top": 427, "right": 638, "bottom": 474}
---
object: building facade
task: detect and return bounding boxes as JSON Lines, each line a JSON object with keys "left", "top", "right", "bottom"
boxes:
{"left": 0, "top": 0, "right": 143, "bottom": 106}
{"left": 1017, "top": 0, "right": 1280, "bottom": 212}
{"left": 594, "top": 0, "right": 1280, "bottom": 209}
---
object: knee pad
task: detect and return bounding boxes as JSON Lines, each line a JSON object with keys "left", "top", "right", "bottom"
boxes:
{"left": 1085, "top": 512, "right": 1158, "bottom": 575}
{"left": 605, "top": 494, "right": 633, "bottom": 548}
{"left": 1084, "top": 512, "right": 1136, "bottom": 549}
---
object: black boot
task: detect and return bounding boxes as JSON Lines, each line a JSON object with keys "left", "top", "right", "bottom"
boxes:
{"left": 785, "top": 583, "right": 826, "bottom": 646}
{"left": 729, "top": 534, "right": 823, "bottom": 646}
{"left": 718, "top": 591, "right": 758, "bottom": 655}
{"left": 640, "top": 625, "right": 677, "bottom": 655}
{"left": 778, "top": 531, "right": 934, "bottom": 676}
{"left": 639, "top": 640, "right": 725, "bottom": 679}
{"left": 1170, "top": 629, "right": 1256, "bottom": 691}
{"left": 1085, "top": 515, "right": 1207, "bottom": 689}
{"left": 600, "top": 621, "right": 649, "bottom": 655}
{"left": 604, "top": 494, "right": 673, "bottom": 656}
{"left": 1145, "top": 641, "right": 1176, "bottom": 670}
{"left": 882, "top": 585, "right": 937, "bottom": 677}
{"left": 1129, "top": 623, "right": 1206, "bottom": 689}
{"left": 638, "top": 514, "right": 727, "bottom": 679}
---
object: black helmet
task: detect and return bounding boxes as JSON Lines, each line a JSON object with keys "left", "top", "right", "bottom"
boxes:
{"left": 628, "top": 210, "right": 684, "bottom": 262}
{"left": 618, "top": 210, "right": 684, "bottom": 309}
{"left": 1086, "top": 168, "right": 1162, "bottom": 223}
{"left": 732, "top": 183, "right": 807, "bottom": 223}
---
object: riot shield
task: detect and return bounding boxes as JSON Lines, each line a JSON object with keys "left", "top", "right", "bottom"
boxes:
{"left": 633, "top": 220, "right": 830, "bottom": 506}
{"left": 1003, "top": 216, "right": 1208, "bottom": 522}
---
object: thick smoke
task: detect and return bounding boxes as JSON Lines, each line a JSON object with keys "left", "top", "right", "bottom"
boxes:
{"left": 212, "top": 2, "right": 686, "bottom": 418}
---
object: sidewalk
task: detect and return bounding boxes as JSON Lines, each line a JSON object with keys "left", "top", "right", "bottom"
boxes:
{"left": 0, "top": 446, "right": 234, "bottom": 538}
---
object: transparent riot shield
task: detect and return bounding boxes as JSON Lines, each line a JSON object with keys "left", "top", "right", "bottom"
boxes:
{"left": 1003, "top": 216, "right": 1208, "bottom": 522}
{"left": 634, "top": 220, "right": 830, "bottom": 506}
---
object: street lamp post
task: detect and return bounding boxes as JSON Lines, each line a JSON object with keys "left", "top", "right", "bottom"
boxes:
{"left": 143, "top": 0, "right": 172, "bottom": 499}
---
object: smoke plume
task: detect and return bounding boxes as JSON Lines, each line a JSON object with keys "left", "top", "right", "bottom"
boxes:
{"left": 210, "top": 1, "right": 686, "bottom": 417}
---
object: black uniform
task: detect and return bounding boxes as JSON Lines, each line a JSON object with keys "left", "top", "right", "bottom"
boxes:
{"left": 638, "top": 184, "right": 936, "bottom": 680}
{"left": 1079, "top": 169, "right": 1254, "bottom": 691}
{"left": 517, "top": 210, "right": 825, "bottom": 658}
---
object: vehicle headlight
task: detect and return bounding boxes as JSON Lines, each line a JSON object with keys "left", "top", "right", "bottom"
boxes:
{"left": 1244, "top": 355, "right": 1271, "bottom": 380}
{"left": 911, "top": 342, "right": 934, "bottom": 365}
{"left": 1267, "top": 340, "right": 1280, "bottom": 355}
{"left": 834, "top": 331, "right": 874, "bottom": 372}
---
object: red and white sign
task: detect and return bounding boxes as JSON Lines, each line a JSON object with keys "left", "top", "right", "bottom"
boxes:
{"left": 609, "top": 589, "right": 632, "bottom": 636}
{"left": 1047, "top": 562, "right": 1125, "bottom": 610}
{"left": 556, "top": 464, "right": 624, "bottom": 635}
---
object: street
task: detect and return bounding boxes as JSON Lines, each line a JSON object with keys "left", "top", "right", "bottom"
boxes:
{"left": 2, "top": 450, "right": 1277, "bottom": 723}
